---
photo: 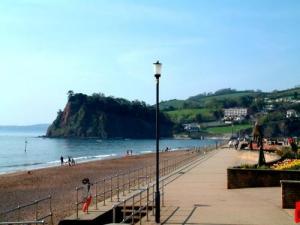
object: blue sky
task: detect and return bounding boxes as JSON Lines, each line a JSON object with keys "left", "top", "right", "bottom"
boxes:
{"left": 0, "top": 0, "right": 300, "bottom": 125}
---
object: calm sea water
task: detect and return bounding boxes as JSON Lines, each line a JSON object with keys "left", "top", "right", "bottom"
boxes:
{"left": 0, "top": 131, "right": 219, "bottom": 174}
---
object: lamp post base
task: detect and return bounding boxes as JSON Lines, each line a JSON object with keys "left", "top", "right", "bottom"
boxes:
{"left": 155, "top": 191, "right": 160, "bottom": 223}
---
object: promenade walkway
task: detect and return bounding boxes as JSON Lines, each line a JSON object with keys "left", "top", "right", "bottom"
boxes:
{"left": 145, "top": 148, "right": 294, "bottom": 225}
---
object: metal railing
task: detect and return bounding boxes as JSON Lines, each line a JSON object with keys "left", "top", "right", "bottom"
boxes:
{"left": 75, "top": 143, "right": 223, "bottom": 219}
{"left": 110, "top": 145, "right": 218, "bottom": 225}
{"left": 0, "top": 221, "right": 45, "bottom": 225}
{"left": 0, "top": 196, "right": 53, "bottom": 225}
{"left": 75, "top": 150, "right": 197, "bottom": 218}
{"left": 112, "top": 186, "right": 151, "bottom": 225}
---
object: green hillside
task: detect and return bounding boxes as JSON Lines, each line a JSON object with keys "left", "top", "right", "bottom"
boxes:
{"left": 165, "top": 108, "right": 216, "bottom": 124}
{"left": 266, "top": 87, "right": 300, "bottom": 99}
{"left": 160, "top": 90, "right": 259, "bottom": 110}
{"left": 204, "top": 123, "right": 252, "bottom": 135}
{"left": 161, "top": 87, "right": 300, "bottom": 112}
{"left": 161, "top": 87, "right": 300, "bottom": 127}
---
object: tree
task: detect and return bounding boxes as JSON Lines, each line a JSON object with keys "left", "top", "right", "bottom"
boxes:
{"left": 252, "top": 122, "right": 266, "bottom": 167}
{"left": 294, "top": 91, "right": 298, "bottom": 99}
{"left": 239, "top": 96, "right": 254, "bottom": 107}
{"left": 67, "top": 90, "right": 74, "bottom": 100}
{"left": 214, "top": 88, "right": 236, "bottom": 95}
{"left": 195, "top": 113, "right": 202, "bottom": 123}
{"left": 213, "top": 110, "right": 223, "bottom": 120}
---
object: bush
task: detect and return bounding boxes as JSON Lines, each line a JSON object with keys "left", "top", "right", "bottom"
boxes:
{"left": 239, "top": 164, "right": 256, "bottom": 169}
{"left": 276, "top": 147, "right": 297, "bottom": 159}
{"left": 291, "top": 142, "right": 298, "bottom": 152}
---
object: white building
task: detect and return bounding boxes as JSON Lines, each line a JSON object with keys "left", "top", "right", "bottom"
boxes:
{"left": 224, "top": 108, "right": 248, "bottom": 117}
{"left": 183, "top": 123, "right": 200, "bottom": 132}
{"left": 223, "top": 108, "right": 248, "bottom": 122}
{"left": 286, "top": 109, "right": 298, "bottom": 118}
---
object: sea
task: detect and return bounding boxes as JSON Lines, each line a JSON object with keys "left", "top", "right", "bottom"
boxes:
{"left": 0, "top": 129, "right": 220, "bottom": 174}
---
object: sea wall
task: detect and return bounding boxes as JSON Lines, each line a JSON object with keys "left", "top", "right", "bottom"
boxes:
{"left": 227, "top": 168, "right": 300, "bottom": 189}
{"left": 281, "top": 180, "right": 300, "bottom": 209}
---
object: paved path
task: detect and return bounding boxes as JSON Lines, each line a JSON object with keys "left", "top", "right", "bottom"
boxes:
{"left": 145, "top": 148, "right": 294, "bottom": 225}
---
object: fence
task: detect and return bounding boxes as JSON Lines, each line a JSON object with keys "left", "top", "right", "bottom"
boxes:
{"left": 111, "top": 145, "right": 217, "bottom": 225}
{"left": 0, "top": 196, "right": 53, "bottom": 225}
{"left": 0, "top": 221, "right": 45, "bottom": 225}
{"left": 75, "top": 143, "right": 222, "bottom": 219}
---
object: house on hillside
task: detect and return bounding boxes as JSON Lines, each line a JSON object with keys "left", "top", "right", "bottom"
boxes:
{"left": 223, "top": 108, "right": 248, "bottom": 122}
{"left": 286, "top": 109, "right": 299, "bottom": 118}
{"left": 183, "top": 123, "right": 200, "bottom": 132}
{"left": 265, "top": 104, "right": 275, "bottom": 111}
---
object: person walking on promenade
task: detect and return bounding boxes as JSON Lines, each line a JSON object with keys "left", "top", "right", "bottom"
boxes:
{"left": 82, "top": 178, "right": 93, "bottom": 212}
{"left": 60, "top": 156, "right": 64, "bottom": 166}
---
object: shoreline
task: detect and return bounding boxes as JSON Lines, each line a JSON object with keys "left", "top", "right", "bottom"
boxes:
{"left": 0, "top": 152, "right": 120, "bottom": 176}
{"left": 0, "top": 147, "right": 193, "bottom": 176}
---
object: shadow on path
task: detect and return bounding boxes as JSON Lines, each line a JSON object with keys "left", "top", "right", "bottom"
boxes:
{"left": 161, "top": 204, "right": 254, "bottom": 225}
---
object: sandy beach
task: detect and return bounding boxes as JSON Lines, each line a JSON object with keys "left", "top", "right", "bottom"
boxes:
{"left": 0, "top": 149, "right": 198, "bottom": 224}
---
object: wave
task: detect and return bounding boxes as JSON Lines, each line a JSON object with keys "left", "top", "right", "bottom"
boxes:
{"left": 140, "top": 150, "right": 153, "bottom": 154}
{"left": 0, "top": 154, "right": 118, "bottom": 172}
{"left": 73, "top": 154, "right": 117, "bottom": 161}
{"left": 0, "top": 162, "right": 43, "bottom": 168}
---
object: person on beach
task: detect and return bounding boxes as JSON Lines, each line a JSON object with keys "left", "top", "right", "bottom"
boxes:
{"left": 60, "top": 156, "right": 64, "bottom": 166}
{"left": 68, "top": 156, "right": 71, "bottom": 166}
{"left": 71, "top": 158, "right": 75, "bottom": 166}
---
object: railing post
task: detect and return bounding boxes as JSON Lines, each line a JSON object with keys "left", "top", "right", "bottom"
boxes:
{"left": 49, "top": 196, "right": 54, "bottom": 225}
{"left": 123, "top": 172, "right": 125, "bottom": 196}
{"left": 35, "top": 200, "right": 38, "bottom": 220}
{"left": 76, "top": 187, "right": 79, "bottom": 219}
{"left": 110, "top": 176, "right": 113, "bottom": 202}
{"left": 123, "top": 200, "right": 126, "bottom": 222}
{"left": 139, "top": 192, "right": 142, "bottom": 225}
{"left": 132, "top": 169, "right": 135, "bottom": 188}
{"left": 162, "top": 180, "right": 165, "bottom": 207}
{"left": 143, "top": 167, "right": 146, "bottom": 186}
{"left": 146, "top": 186, "right": 149, "bottom": 221}
{"left": 145, "top": 166, "right": 148, "bottom": 185}
{"left": 131, "top": 195, "right": 135, "bottom": 225}
{"left": 103, "top": 178, "right": 106, "bottom": 206}
{"left": 128, "top": 169, "right": 131, "bottom": 193}
{"left": 17, "top": 204, "right": 20, "bottom": 221}
{"left": 117, "top": 173, "right": 120, "bottom": 202}
{"left": 95, "top": 181, "right": 98, "bottom": 209}
{"left": 137, "top": 168, "right": 140, "bottom": 188}
{"left": 112, "top": 205, "right": 116, "bottom": 223}
{"left": 152, "top": 185, "right": 155, "bottom": 216}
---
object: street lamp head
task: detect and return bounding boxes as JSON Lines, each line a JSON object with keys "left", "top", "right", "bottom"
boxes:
{"left": 153, "top": 60, "right": 162, "bottom": 78}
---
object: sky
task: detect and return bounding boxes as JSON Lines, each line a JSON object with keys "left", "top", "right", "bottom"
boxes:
{"left": 0, "top": 0, "right": 300, "bottom": 125}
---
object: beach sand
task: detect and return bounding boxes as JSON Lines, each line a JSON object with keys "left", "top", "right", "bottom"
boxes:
{"left": 0, "top": 149, "right": 197, "bottom": 224}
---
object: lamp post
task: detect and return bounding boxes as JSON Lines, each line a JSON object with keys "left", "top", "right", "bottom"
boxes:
{"left": 154, "top": 60, "right": 162, "bottom": 223}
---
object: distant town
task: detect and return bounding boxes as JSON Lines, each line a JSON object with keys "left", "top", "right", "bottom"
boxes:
{"left": 160, "top": 86, "right": 300, "bottom": 138}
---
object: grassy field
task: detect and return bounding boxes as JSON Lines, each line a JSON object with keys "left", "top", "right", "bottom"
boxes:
{"left": 160, "top": 99, "right": 186, "bottom": 110}
{"left": 165, "top": 108, "right": 214, "bottom": 123}
{"left": 161, "top": 91, "right": 258, "bottom": 110}
{"left": 204, "top": 123, "right": 252, "bottom": 134}
{"left": 266, "top": 87, "right": 300, "bottom": 99}
{"left": 196, "top": 91, "right": 256, "bottom": 102}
